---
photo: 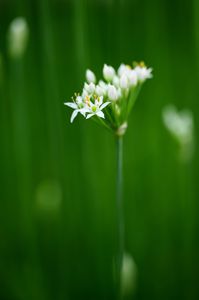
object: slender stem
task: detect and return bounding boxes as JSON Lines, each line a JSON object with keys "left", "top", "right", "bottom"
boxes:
{"left": 116, "top": 135, "right": 125, "bottom": 300}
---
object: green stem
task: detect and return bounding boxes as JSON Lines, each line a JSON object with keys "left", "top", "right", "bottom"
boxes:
{"left": 116, "top": 135, "right": 125, "bottom": 300}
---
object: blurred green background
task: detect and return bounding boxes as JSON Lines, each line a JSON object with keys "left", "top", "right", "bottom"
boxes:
{"left": 0, "top": 0, "right": 199, "bottom": 299}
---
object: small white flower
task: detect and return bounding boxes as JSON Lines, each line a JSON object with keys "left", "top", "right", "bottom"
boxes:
{"left": 84, "top": 82, "right": 95, "bottom": 94}
{"left": 64, "top": 96, "right": 87, "bottom": 123}
{"left": 86, "top": 69, "right": 96, "bottom": 83}
{"left": 134, "top": 66, "right": 152, "bottom": 82}
{"left": 103, "top": 64, "right": 115, "bottom": 82}
{"left": 107, "top": 84, "right": 119, "bottom": 101}
{"left": 86, "top": 96, "right": 110, "bottom": 119}
{"left": 120, "top": 74, "right": 129, "bottom": 89}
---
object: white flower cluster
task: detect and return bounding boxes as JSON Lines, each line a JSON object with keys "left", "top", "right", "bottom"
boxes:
{"left": 65, "top": 62, "right": 152, "bottom": 133}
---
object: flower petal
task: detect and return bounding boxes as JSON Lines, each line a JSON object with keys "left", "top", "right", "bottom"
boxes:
{"left": 70, "top": 110, "right": 78, "bottom": 123}
{"left": 79, "top": 108, "right": 89, "bottom": 117}
{"left": 64, "top": 102, "right": 77, "bottom": 109}
{"left": 100, "top": 101, "right": 111, "bottom": 110}
{"left": 86, "top": 113, "right": 94, "bottom": 119}
{"left": 96, "top": 111, "right": 105, "bottom": 119}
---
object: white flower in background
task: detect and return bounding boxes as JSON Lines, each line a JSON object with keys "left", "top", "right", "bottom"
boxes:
{"left": 84, "top": 82, "right": 95, "bottom": 94}
{"left": 7, "top": 17, "right": 29, "bottom": 59}
{"left": 86, "top": 69, "right": 96, "bottom": 83}
{"left": 121, "top": 253, "right": 137, "bottom": 296}
{"left": 64, "top": 96, "right": 88, "bottom": 123}
{"left": 107, "top": 84, "right": 119, "bottom": 101}
{"left": 86, "top": 96, "right": 110, "bottom": 119}
{"left": 162, "top": 105, "right": 195, "bottom": 162}
{"left": 103, "top": 64, "right": 116, "bottom": 82}
{"left": 134, "top": 64, "right": 153, "bottom": 82}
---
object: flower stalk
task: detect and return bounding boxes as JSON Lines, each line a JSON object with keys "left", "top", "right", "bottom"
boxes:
{"left": 116, "top": 135, "right": 125, "bottom": 300}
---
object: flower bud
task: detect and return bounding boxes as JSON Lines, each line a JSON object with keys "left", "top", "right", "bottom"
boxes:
{"left": 84, "top": 82, "right": 95, "bottom": 94}
{"left": 118, "top": 64, "right": 131, "bottom": 77}
{"left": 128, "top": 70, "right": 138, "bottom": 86}
{"left": 107, "top": 84, "right": 118, "bottom": 101}
{"left": 7, "top": 17, "right": 29, "bottom": 59}
{"left": 86, "top": 69, "right": 96, "bottom": 83}
{"left": 95, "top": 85, "right": 105, "bottom": 96}
{"left": 118, "top": 64, "right": 126, "bottom": 77}
{"left": 103, "top": 64, "right": 115, "bottom": 82}
{"left": 113, "top": 75, "right": 120, "bottom": 87}
{"left": 120, "top": 74, "right": 129, "bottom": 89}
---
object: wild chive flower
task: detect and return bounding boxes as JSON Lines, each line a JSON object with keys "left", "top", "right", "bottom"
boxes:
{"left": 64, "top": 62, "right": 152, "bottom": 135}
{"left": 64, "top": 61, "right": 153, "bottom": 298}
{"left": 86, "top": 96, "right": 110, "bottom": 119}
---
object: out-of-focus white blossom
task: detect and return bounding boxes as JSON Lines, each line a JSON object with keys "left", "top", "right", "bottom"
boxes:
{"left": 162, "top": 105, "right": 195, "bottom": 162}
{"left": 121, "top": 253, "right": 137, "bottom": 296}
{"left": 7, "top": 17, "right": 29, "bottom": 59}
